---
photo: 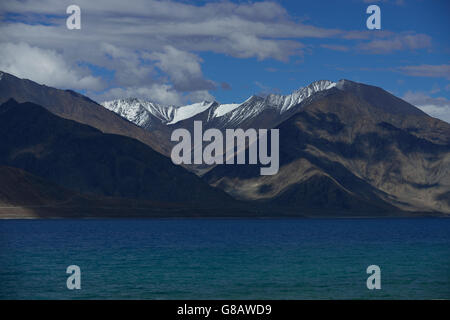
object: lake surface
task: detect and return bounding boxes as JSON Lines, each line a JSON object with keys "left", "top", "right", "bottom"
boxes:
{"left": 0, "top": 218, "right": 449, "bottom": 299}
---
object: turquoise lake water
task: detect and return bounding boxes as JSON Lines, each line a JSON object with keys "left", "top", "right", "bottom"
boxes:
{"left": 0, "top": 218, "right": 449, "bottom": 299}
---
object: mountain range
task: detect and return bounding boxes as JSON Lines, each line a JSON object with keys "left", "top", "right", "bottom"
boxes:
{"left": 0, "top": 70, "right": 449, "bottom": 217}
{"left": 102, "top": 80, "right": 337, "bottom": 130}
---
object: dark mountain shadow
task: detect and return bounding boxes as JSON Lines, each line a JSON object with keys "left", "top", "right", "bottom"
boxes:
{"left": 0, "top": 99, "right": 232, "bottom": 206}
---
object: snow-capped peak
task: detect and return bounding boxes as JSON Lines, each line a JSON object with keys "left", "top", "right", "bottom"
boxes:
{"left": 0, "top": 72, "right": 3, "bottom": 81}
{"left": 213, "top": 103, "right": 241, "bottom": 118}
{"left": 335, "top": 79, "right": 354, "bottom": 90}
{"left": 102, "top": 98, "right": 176, "bottom": 129}
{"left": 167, "top": 101, "right": 215, "bottom": 125}
{"left": 101, "top": 79, "right": 337, "bottom": 129}
{"left": 307, "top": 80, "right": 336, "bottom": 91}
{"left": 263, "top": 80, "right": 336, "bottom": 113}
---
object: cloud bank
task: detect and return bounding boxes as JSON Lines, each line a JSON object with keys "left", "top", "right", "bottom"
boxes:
{"left": 0, "top": 0, "right": 439, "bottom": 106}
{"left": 403, "top": 91, "right": 450, "bottom": 123}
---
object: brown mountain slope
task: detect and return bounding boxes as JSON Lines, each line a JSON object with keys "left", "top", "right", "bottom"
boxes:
{"left": 0, "top": 71, "right": 170, "bottom": 155}
{"left": 204, "top": 81, "right": 450, "bottom": 214}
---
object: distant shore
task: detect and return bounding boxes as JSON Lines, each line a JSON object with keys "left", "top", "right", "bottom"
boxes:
{"left": 0, "top": 205, "right": 447, "bottom": 219}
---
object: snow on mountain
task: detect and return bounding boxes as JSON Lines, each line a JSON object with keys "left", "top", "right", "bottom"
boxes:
{"left": 102, "top": 98, "right": 175, "bottom": 129}
{"left": 266, "top": 80, "right": 336, "bottom": 113}
{"left": 209, "top": 80, "right": 337, "bottom": 126}
{"left": 213, "top": 103, "right": 241, "bottom": 118}
{"left": 167, "top": 101, "right": 215, "bottom": 125}
{"left": 101, "top": 80, "right": 337, "bottom": 129}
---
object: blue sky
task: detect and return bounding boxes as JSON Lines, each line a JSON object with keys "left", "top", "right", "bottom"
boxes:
{"left": 203, "top": 0, "right": 450, "bottom": 102}
{"left": 0, "top": 0, "right": 449, "bottom": 121}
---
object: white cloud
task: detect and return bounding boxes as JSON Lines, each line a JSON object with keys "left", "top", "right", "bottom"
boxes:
{"left": 93, "top": 85, "right": 216, "bottom": 106}
{"left": 94, "top": 85, "right": 184, "bottom": 106}
{"left": 147, "top": 46, "right": 215, "bottom": 92}
{"left": 362, "top": 0, "right": 405, "bottom": 5}
{"left": 320, "top": 44, "right": 349, "bottom": 52}
{"left": 100, "top": 43, "right": 155, "bottom": 87}
{"left": 0, "top": 42, "right": 104, "bottom": 90}
{"left": 397, "top": 65, "right": 450, "bottom": 80}
{"left": 358, "top": 34, "right": 431, "bottom": 54}
{"left": 1, "top": 1, "right": 320, "bottom": 102}
{"left": 0, "top": 0, "right": 336, "bottom": 62}
{"left": 403, "top": 91, "right": 450, "bottom": 123}
{"left": 0, "top": 0, "right": 437, "bottom": 105}
{"left": 185, "top": 90, "right": 215, "bottom": 103}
